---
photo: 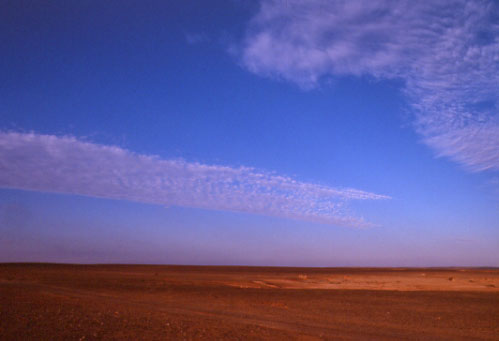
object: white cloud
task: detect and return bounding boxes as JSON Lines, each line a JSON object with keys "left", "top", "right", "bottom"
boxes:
{"left": 240, "top": 0, "right": 499, "bottom": 172}
{"left": 0, "top": 132, "right": 388, "bottom": 227}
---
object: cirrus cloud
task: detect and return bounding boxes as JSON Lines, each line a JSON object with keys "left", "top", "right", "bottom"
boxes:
{"left": 0, "top": 132, "right": 389, "bottom": 227}
{"left": 239, "top": 0, "right": 499, "bottom": 173}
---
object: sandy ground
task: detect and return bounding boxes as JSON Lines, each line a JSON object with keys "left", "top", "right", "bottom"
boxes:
{"left": 0, "top": 264, "right": 498, "bottom": 340}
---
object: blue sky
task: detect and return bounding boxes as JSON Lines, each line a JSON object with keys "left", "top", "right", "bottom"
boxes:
{"left": 1, "top": 0, "right": 498, "bottom": 266}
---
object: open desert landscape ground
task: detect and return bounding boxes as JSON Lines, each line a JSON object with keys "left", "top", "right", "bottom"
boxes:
{"left": 0, "top": 264, "right": 498, "bottom": 340}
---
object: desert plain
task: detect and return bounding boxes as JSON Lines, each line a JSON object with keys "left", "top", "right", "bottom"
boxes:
{"left": 0, "top": 264, "right": 498, "bottom": 340}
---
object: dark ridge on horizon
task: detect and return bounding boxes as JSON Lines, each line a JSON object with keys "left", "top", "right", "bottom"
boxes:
{"left": 2, "top": 262, "right": 497, "bottom": 271}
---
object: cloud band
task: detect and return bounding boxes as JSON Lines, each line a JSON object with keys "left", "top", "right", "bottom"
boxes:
{"left": 0, "top": 132, "right": 388, "bottom": 227}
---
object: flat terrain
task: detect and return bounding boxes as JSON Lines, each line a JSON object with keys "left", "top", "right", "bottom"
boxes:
{"left": 0, "top": 264, "right": 498, "bottom": 340}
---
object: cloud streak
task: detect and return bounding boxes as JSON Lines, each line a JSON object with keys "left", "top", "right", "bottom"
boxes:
{"left": 240, "top": 0, "right": 499, "bottom": 173}
{"left": 0, "top": 132, "right": 388, "bottom": 227}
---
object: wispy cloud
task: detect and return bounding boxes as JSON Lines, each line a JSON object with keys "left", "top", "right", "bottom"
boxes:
{"left": 0, "top": 132, "right": 388, "bottom": 227}
{"left": 239, "top": 0, "right": 499, "bottom": 173}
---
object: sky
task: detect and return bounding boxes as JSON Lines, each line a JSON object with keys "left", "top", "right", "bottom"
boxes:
{"left": 0, "top": 0, "right": 498, "bottom": 266}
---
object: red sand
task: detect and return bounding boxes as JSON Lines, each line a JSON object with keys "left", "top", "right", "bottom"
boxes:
{"left": 1, "top": 264, "right": 498, "bottom": 340}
